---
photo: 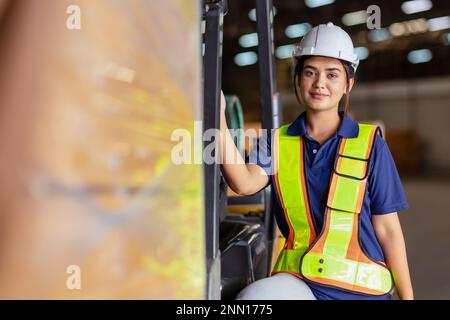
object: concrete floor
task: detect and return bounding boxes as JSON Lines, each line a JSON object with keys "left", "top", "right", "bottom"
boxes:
{"left": 398, "top": 176, "right": 450, "bottom": 300}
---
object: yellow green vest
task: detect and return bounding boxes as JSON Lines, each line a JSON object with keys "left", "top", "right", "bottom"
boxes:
{"left": 271, "top": 123, "right": 394, "bottom": 296}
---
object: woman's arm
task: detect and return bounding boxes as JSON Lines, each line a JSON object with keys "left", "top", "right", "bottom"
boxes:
{"left": 219, "top": 91, "right": 269, "bottom": 195}
{"left": 372, "top": 212, "right": 414, "bottom": 300}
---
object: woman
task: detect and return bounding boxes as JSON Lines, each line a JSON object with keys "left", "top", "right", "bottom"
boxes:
{"left": 219, "top": 23, "right": 413, "bottom": 300}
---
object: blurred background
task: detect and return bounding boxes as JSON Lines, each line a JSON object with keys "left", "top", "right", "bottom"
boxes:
{"left": 222, "top": 0, "right": 450, "bottom": 299}
{"left": 0, "top": 0, "right": 205, "bottom": 299}
{"left": 0, "top": 0, "right": 449, "bottom": 300}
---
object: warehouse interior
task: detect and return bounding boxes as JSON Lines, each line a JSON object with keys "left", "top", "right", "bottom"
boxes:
{"left": 0, "top": 0, "right": 449, "bottom": 300}
{"left": 221, "top": 0, "right": 450, "bottom": 299}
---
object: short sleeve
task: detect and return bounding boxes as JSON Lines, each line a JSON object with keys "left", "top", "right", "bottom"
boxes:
{"left": 368, "top": 136, "right": 409, "bottom": 215}
{"left": 246, "top": 129, "right": 273, "bottom": 177}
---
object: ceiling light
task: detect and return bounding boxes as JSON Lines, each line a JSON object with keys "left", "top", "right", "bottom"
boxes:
{"left": 389, "top": 18, "right": 427, "bottom": 37}
{"left": 390, "top": 22, "right": 407, "bottom": 37}
{"left": 249, "top": 9, "right": 256, "bottom": 22}
{"left": 305, "top": 0, "right": 335, "bottom": 8}
{"left": 355, "top": 47, "right": 369, "bottom": 60}
{"left": 234, "top": 52, "right": 258, "bottom": 66}
{"left": 368, "top": 28, "right": 390, "bottom": 42}
{"left": 342, "top": 10, "right": 368, "bottom": 26}
{"left": 275, "top": 44, "right": 296, "bottom": 59}
{"left": 427, "top": 16, "right": 450, "bottom": 32}
{"left": 239, "top": 33, "right": 259, "bottom": 48}
{"left": 407, "top": 18, "right": 428, "bottom": 33}
{"left": 408, "top": 49, "right": 432, "bottom": 64}
{"left": 248, "top": 6, "right": 277, "bottom": 22}
{"left": 401, "top": 0, "right": 433, "bottom": 15}
{"left": 285, "top": 23, "right": 312, "bottom": 38}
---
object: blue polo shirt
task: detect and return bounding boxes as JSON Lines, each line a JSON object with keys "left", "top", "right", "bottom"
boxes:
{"left": 247, "top": 111, "right": 409, "bottom": 300}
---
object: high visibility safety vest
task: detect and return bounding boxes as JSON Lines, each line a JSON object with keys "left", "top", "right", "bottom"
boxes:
{"left": 271, "top": 123, "right": 394, "bottom": 296}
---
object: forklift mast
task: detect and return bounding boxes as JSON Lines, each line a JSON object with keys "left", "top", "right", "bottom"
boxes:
{"left": 256, "top": 0, "right": 281, "bottom": 275}
{"left": 202, "top": 0, "right": 226, "bottom": 300}
{"left": 202, "top": 0, "right": 281, "bottom": 300}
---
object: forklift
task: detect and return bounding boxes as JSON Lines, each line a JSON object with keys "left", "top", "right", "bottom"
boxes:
{"left": 202, "top": 0, "right": 283, "bottom": 300}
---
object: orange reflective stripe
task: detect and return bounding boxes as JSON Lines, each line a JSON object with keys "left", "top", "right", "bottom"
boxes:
{"left": 272, "top": 126, "right": 317, "bottom": 275}
{"left": 355, "top": 180, "right": 367, "bottom": 214}
{"left": 345, "top": 125, "right": 377, "bottom": 264}
{"left": 316, "top": 137, "right": 354, "bottom": 257}
{"left": 309, "top": 208, "right": 332, "bottom": 255}
{"left": 326, "top": 173, "right": 338, "bottom": 210}
{"left": 299, "top": 137, "right": 317, "bottom": 243}
{"left": 273, "top": 128, "right": 295, "bottom": 249}
{"left": 338, "top": 137, "right": 347, "bottom": 155}
{"left": 354, "top": 126, "right": 376, "bottom": 212}
{"left": 365, "top": 126, "right": 377, "bottom": 159}
{"left": 326, "top": 139, "right": 346, "bottom": 210}
{"left": 345, "top": 214, "right": 372, "bottom": 264}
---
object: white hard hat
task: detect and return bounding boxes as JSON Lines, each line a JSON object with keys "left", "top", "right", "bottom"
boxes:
{"left": 293, "top": 22, "right": 359, "bottom": 72}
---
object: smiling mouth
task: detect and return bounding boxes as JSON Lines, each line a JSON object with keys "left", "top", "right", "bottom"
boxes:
{"left": 310, "top": 92, "right": 329, "bottom": 99}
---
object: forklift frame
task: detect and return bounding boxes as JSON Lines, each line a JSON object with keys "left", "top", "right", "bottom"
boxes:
{"left": 202, "top": 0, "right": 281, "bottom": 300}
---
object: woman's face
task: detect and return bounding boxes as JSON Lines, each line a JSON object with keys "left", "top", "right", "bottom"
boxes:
{"left": 298, "top": 56, "right": 354, "bottom": 113}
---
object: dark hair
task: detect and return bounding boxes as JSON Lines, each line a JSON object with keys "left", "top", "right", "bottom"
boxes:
{"left": 293, "top": 56, "right": 355, "bottom": 115}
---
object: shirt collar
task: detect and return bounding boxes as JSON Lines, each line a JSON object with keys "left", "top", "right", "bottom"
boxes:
{"left": 286, "top": 111, "right": 359, "bottom": 138}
